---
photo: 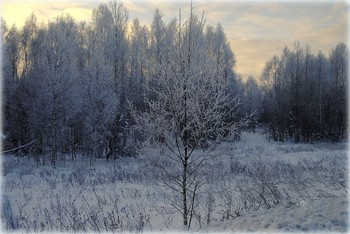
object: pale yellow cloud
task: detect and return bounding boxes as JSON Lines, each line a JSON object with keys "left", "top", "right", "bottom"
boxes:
{"left": 123, "top": 1, "right": 148, "bottom": 14}
{"left": 2, "top": 2, "right": 36, "bottom": 27}
{"left": 213, "top": 2, "right": 348, "bottom": 80}
{"left": 230, "top": 39, "right": 287, "bottom": 80}
{"left": 2, "top": 0, "right": 96, "bottom": 27}
{"left": 1, "top": 0, "right": 347, "bottom": 81}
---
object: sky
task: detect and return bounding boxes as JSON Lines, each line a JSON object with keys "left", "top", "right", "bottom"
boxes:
{"left": 1, "top": 0, "right": 348, "bottom": 81}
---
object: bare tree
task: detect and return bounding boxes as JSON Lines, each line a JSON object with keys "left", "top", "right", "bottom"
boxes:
{"left": 329, "top": 43, "right": 347, "bottom": 141}
{"left": 131, "top": 6, "right": 252, "bottom": 227}
{"left": 34, "top": 15, "right": 79, "bottom": 166}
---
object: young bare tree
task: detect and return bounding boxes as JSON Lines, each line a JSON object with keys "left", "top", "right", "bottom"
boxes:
{"left": 132, "top": 7, "right": 252, "bottom": 227}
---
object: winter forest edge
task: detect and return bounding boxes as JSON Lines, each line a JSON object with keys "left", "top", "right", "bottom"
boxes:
{"left": 1, "top": 1, "right": 348, "bottom": 232}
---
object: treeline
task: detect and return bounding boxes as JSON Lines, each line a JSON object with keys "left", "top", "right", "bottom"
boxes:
{"left": 1, "top": 2, "right": 347, "bottom": 164}
{"left": 260, "top": 42, "right": 348, "bottom": 142}
{"left": 2, "top": 3, "right": 245, "bottom": 164}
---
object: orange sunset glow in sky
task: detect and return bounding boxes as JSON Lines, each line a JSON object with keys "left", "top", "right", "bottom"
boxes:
{"left": 2, "top": 0, "right": 348, "bottom": 80}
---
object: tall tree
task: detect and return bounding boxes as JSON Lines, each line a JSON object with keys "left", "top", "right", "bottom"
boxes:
{"left": 314, "top": 51, "right": 330, "bottom": 138}
{"left": 128, "top": 18, "right": 149, "bottom": 110}
{"left": 3, "top": 24, "right": 24, "bottom": 148}
{"left": 242, "top": 76, "right": 262, "bottom": 124}
{"left": 109, "top": 1, "right": 130, "bottom": 155}
{"left": 328, "top": 43, "right": 347, "bottom": 141}
{"left": 148, "top": 8, "right": 167, "bottom": 101}
{"left": 83, "top": 5, "right": 117, "bottom": 161}
{"left": 35, "top": 15, "right": 79, "bottom": 165}
{"left": 20, "top": 13, "right": 37, "bottom": 79}
{"left": 261, "top": 55, "right": 286, "bottom": 140}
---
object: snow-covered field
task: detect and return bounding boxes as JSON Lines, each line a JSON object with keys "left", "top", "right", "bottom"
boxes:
{"left": 210, "top": 196, "right": 348, "bottom": 232}
{"left": 1, "top": 132, "right": 348, "bottom": 232}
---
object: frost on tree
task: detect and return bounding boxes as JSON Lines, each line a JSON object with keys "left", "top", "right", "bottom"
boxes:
{"left": 131, "top": 7, "right": 252, "bottom": 227}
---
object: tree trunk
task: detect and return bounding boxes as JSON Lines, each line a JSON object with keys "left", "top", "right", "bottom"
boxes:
{"left": 182, "top": 155, "right": 188, "bottom": 226}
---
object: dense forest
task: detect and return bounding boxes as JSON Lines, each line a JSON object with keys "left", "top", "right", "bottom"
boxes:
{"left": 260, "top": 42, "right": 347, "bottom": 142}
{"left": 1, "top": 2, "right": 348, "bottom": 165}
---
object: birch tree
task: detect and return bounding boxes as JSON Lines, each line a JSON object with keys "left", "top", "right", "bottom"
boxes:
{"left": 314, "top": 51, "right": 330, "bottom": 138}
{"left": 242, "top": 76, "right": 262, "bottom": 125}
{"left": 35, "top": 15, "right": 79, "bottom": 166}
{"left": 329, "top": 43, "right": 347, "bottom": 140}
{"left": 3, "top": 24, "right": 22, "bottom": 148}
{"left": 82, "top": 4, "right": 117, "bottom": 162}
{"left": 128, "top": 18, "right": 149, "bottom": 111}
{"left": 132, "top": 7, "right": 251, "bottom": 227}
{"left": 109, "top": 1, "right": 130, "bottom": 155}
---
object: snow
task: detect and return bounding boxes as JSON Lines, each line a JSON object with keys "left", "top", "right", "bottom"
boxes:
{"left": 1, "top": 131, "right": 348, "bottom": 232}
{"left": 209, "top": 196, "right": 348, "bottom": 232}
{"left": 240, "top": 131, "right": 270, "bottom": 146}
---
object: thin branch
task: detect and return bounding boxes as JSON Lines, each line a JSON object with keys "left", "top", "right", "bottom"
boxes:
{"left": 2, "top": 140, "right": 36, "bottom": 154}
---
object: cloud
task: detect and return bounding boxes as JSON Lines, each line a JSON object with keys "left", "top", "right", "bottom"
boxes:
{"left": 2, "top": 0, "right": 103, "bottom": 27}
{"left": 2, "top": 0, "right": 347, "bottom": 80}
{"left": 206, "top": 2, "right": 348, "bottom": 79}
{"left": 230, "top": 39, "right": 287, "bottom": 79}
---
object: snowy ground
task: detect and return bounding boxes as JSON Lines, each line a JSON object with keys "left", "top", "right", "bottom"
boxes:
{"left": 1, "top": 131, "right": 348, "bottom": 232}
{"left": 210, "top": 196, "right": 348, "bottom": 232}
